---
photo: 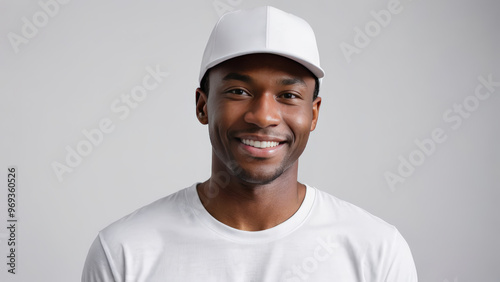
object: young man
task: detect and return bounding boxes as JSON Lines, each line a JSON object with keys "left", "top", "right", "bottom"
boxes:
{"left": 82, "top": 6, "right": 418, "bottom": 281}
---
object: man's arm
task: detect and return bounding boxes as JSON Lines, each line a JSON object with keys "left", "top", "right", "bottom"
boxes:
{"left": 361, "top": 226, "right": 418, "bottom": 281}
{"left": 82, "top": 235, "right": 116, "bottom": 282}
{"left": 380, "top": 229, "right": 418, "bottom": 282}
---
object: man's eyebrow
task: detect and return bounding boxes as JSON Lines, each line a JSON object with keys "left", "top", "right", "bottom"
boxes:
{"left": 278, "top": 77, "right": 307, "bottom": 87}
{"left": 222, "top": 73, "right": 253, "bottom": 83}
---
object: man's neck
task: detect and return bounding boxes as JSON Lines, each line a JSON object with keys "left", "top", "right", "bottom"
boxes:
{"left": 196, "top": 163, "right": 306, "bottom": 231}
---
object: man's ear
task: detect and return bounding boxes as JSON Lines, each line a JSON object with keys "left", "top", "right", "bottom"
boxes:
{"left": 310, "top": 96, "right": 321, "bottom": 131}
{"left": 196, "top": 88, "right": 208, "bottom": 125}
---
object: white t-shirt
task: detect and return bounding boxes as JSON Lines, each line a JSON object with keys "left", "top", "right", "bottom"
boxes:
{"left": 82, "top": 184, "right": 418, "bottom": 282}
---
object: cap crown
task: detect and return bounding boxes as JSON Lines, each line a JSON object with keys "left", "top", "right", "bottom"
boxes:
{"left": 199, "top": 6, "right": 324, "bottom": 83}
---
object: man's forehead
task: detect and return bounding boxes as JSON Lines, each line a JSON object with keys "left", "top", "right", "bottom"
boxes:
{"left": 220, "top": 72, "right": 308, "bottom": 88}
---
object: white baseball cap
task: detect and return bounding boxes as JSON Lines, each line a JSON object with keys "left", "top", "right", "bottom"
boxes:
{"left": 199, "top": 6, "right": 324, "bottom": 83}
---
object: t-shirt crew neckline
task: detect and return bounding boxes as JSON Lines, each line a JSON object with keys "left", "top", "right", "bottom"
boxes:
{"left": 186, "top": 183, "right": 316, "bottom": 244}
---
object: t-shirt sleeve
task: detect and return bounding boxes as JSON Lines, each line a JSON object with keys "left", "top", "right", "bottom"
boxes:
{"left": 82, "top": 235, "right": 116, "bottom": 282}
{"left": 383, "top": 229, "right": 418, "bottom": 282}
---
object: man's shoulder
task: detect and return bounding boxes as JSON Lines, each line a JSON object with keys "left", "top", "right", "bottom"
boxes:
{"left": 308, "top": 186, "right": 417, "bottom": 281}
{"left": 98, "top": 184, "right": 194, "bottom": 242}
{"left": 310, "top": 185, "right": 399, "bottom": 241}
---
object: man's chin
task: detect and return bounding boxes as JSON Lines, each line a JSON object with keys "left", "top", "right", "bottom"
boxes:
{"left": 233, "top": 167, "right": 285, "bottom": 186}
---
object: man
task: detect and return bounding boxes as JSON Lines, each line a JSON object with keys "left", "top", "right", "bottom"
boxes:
{"left": 82, "top": 6, "right": 417, "bottom": 281}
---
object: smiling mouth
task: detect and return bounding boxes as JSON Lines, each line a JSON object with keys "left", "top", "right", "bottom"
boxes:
{"left": 240, "top": 139, "right": 281, "bottom": 149}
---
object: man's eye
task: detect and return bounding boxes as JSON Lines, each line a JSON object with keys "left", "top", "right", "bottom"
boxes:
{"left": 228, "top": 89, "right": 249, "bottom": 95}
{"left": 281, "top": 93, "right": 298, "bottom": 99}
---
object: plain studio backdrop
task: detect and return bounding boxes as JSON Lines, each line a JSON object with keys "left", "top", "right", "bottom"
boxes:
{"left": 1, "top": 0, "right": 499, "bottom": 281}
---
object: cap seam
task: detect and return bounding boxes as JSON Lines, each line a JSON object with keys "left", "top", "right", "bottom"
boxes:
{"left": 265, "top": 6, "right": 270, "bottom": 48}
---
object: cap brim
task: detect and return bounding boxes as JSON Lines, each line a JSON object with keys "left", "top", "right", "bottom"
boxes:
{"left": 200, "top": 50, "right": 324, "bottom": 83}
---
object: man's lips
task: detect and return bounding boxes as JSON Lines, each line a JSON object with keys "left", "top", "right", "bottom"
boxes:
{"left": 234, "top": 135, "right": 287, "bottom": 158}
{"left": 236, "top": 134, "right": 287, "bottom": 148}
{"left": 240, "top": 139, "right": 280, "bottom": 149}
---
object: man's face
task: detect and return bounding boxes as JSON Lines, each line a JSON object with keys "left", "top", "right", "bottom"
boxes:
{"left": 196, "top": 54, "right": 321, "bottom": 185}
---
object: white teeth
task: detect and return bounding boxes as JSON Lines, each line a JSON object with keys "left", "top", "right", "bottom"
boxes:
{"left": 241, "top": 139, "right": 280, "bottom": 149}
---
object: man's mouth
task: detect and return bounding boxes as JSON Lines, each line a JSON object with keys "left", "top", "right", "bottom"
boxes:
{"left": 240, "top": 139, "right": 281, "bottom": 149}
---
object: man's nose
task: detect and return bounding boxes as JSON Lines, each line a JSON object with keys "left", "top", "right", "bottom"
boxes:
{"left": 243, "top": 94, "right": 281, "bottom": 128}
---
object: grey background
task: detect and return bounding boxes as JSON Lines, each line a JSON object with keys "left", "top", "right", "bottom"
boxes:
{"left": 1, "top": 0, "right": 499, "bottom": 281}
